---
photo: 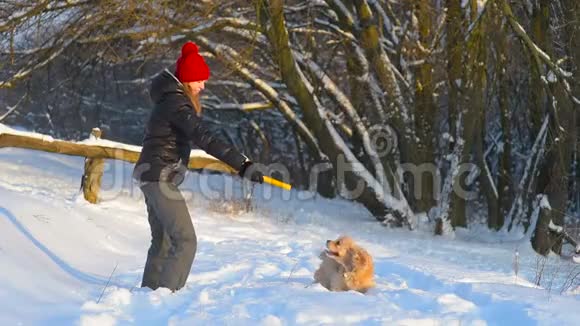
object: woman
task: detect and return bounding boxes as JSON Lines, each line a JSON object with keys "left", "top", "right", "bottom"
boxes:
{"left": 132, "top": 41, "right": 263, "bottom": 292}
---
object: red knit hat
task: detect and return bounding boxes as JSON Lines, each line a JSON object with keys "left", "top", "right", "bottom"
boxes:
{"left": 175, "top": 41, "right": 210, "bottom": 83}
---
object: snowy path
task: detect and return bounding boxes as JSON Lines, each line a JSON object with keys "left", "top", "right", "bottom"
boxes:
{"left": 0, "top": 147, "right": 579, "bottom": 325}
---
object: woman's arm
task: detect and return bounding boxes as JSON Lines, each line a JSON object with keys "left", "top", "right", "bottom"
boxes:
{"left": 169, "top": 102, "right": 249, "bottom": 172}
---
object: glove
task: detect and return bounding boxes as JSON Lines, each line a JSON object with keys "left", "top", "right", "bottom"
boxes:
{"left": 238, "top": 161, "right": 264, "bottom": 184}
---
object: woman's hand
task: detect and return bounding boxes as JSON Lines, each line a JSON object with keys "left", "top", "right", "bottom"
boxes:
{"left": 238, "top": 161, "right": 264, "bottom": 184}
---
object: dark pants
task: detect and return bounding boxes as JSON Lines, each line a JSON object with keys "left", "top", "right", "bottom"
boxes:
{"left": 139, "top": 181, "right": 197, "bottom": 292}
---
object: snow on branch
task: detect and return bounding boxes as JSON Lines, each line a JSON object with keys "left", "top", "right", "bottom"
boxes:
{"left": 324, "top": 0, "right": 357, "bottom": 31}
{"left": 500, "top": 0, "right": 572, "bottom": 80}
{"left": 321, "top": 1, "right": 409, "bottom": 128}
{"left": 501, "top": 115, "right": 550, "bottom": 232}
{"left": 194, "top": 36, "right": 327, "bottom": 162}
{"left": 367, "top": 0, "right": 397, "bottom": 44}
{"left": 349, "top": 0, "right": 412, "bottom": 131}
{"left": 313, "top": 18, "right": 357, "bottom": 42}
{"left": 465, "top": 0, "right": 492, "bottom": 42}
{"left": 548, "top": 220, "right": 563, "bottom": 233}
{"left": 0, "top": 92, "right": 28, "bottom": 123}
{"left": 0, "top": 14, "right": 92, "bottom": 89}
{"left": 258, "top": 0, "right": 414, "bottom": 225}
{"left": 295, "top": 52, "right": 387, "bottom": 187}
{"left": 295, "top": 57, "right": 414, "bottom": 226}
{"left": 523, "top": 195, "right": 545, "bottom": 240}
{"left": 0, "top": 1, "right": 51, "bottom": 33}
{"left": 482, "top": 158, "right": 498, "bottom": 200}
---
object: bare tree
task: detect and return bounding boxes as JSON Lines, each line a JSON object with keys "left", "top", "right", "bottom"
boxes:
{"left": 0, "top": 0, "right": 578, "bottom": 234}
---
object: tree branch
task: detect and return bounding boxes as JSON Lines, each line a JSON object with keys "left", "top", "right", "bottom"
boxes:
{"left": 0, "top": 92, "right": 28, "bottom": 122}
{"left": 194, "top": 36, "right": 326, "bottom": 162}
{"left": 500, "top": 0, "right": 572, "bottom": 80}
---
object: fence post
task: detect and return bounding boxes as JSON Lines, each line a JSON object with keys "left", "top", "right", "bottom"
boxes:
{"left": 81, "top": 128, "right": 105, "bottom": 204}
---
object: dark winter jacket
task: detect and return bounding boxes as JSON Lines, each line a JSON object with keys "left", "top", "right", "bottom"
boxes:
{"left": 132, "top": 69, "right": 248, "bottom": 185}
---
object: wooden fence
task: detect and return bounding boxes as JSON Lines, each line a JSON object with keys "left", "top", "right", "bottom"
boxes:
{"left": 0, "top": 126, "right": 236, "bottom": 203}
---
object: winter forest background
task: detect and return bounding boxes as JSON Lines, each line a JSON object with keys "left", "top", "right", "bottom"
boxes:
{"left": 0, "top": 1, "right": 578, "bottom": 256}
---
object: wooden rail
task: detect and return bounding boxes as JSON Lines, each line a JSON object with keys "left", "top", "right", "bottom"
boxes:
{"left": 0, "top": 125, "right": 291, "bottom": 203}
{"left": 0, "top": 126, "right": 236, "bottom": 203}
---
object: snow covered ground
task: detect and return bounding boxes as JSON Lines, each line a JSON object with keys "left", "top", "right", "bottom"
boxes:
{"left": 0, "top": 146, "right": 579, "bottom": 325}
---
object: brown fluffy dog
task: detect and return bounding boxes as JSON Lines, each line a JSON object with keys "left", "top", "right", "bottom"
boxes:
{"left": 313, "top": 235, "right": 375, "bottom": 293}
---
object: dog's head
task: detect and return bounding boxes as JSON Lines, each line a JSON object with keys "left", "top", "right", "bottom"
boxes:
{"left": 325, "top": 235, "right": 372, "bottom": 272}
{"left": 325, "top": 235, "right": 355, "bottom": 258}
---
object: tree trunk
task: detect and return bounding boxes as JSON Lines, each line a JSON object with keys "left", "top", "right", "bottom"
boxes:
{"left": 528, "top": 1, "right": 549, "bottom": 137}
{"left": 472, "top": 1, "right": 499, "bottom": 230}
{"left": 450, "top": 1, "right": 488, "bottom": 228}
{"left": 541, "top": 82, "right": 575, "bottom": 254}
{"left": 495, "top": 10, "right": 513, "bottom": 229}
{"left": 347, "top": 0, "right": 414, "bottom": 166}
{"left": 474, "top": 105, "right": 499, "bottom": 230}
{"left": 502, "top": 116, "right": 549, "bottom": 232}
{"left": 479, "top": 1, "right": 514, "bottom": 229}
{"left": 256, "top": 0, "right": 414, "bottom": 225}
{"left": 323, "top": 0, "right": 403, "bottom": 201}
{"left": 413, "top": 0, "right": 436, "bottom": 213}
{"left": 531, "top": 196, "right": 553, "bottom": 256}
{"left": 446, "top": 0, "right": 467, "bottom": 228}
{"left": 561, "top": 0, "right": 580, "bottom": 221}
{"left": 529, "top": 0, "right": 575, "bottom": 254}
{"left": 529, "top": 0, "right": 552, "bottom": 198}
{"left": 446, "top": 0, "right": 463, "bottom": 144}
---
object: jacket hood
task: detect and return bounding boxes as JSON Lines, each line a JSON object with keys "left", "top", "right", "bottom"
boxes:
{"left": 149, "top": 69, "right": 185, "bottom": 104}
